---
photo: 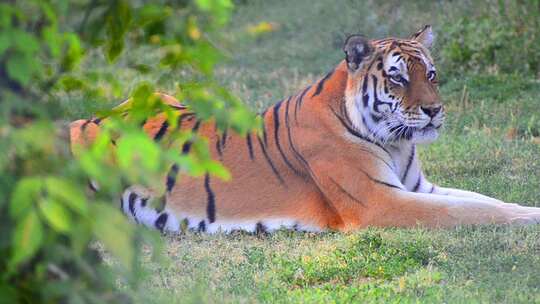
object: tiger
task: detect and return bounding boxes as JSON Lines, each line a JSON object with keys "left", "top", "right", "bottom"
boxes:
{"left": 70, "top": 25, "right": 540, "bottom": 234}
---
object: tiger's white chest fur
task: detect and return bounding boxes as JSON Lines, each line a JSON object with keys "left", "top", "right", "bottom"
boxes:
{"left": 387, "top": 142, "right": 433, "bottom": 193}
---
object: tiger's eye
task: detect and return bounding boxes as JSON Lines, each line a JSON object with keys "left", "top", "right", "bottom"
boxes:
{"left": 389, "top": 74, "right": 408, "bottom": 86}
{"left": 391, "top": 75, "right": 402, "bottom": 82}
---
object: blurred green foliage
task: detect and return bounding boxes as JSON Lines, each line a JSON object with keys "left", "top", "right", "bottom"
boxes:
{"left": 0, "top": 0, "right": 257, "bottom": 303}
{"left": 438, "top": 0, "right": 540, "bottom": 77}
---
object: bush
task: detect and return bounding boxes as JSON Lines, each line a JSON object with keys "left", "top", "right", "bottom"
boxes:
{"left": 0, "top": 0, "right": 257, "bottom": 303}
{"left": 438, "top": 0, "right": 540, "bottom": 77}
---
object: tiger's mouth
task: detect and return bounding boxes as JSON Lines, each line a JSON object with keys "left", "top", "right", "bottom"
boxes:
{"left": 388, "top": 122, "right": 442, "bottom": 142}
{"left": 421, "top": 122, "right": 441, "bottom": 131}
{"left": 409, "top": 122, "right": 442, "bottom": 143}
{"left": 413, "top": 122, "right": 443, "bottom": 132}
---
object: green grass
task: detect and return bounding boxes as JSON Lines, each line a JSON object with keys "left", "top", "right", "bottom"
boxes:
{"left": 137, "top": 227, "right": 540, "bottom": 303}
{"left": 68, "top": 0, "right": 540, "bottom": 302}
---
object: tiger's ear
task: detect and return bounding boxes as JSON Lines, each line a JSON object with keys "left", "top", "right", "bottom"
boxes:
{"left": 343, "top": 35, "right": 373, "bottom": 71}
{"left": 410, "top": 25, "right": 434, "bottom": 49}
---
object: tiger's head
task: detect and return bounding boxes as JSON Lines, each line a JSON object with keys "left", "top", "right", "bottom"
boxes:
{"left": 343, "top": 25, "right": 444, "bottom": 145}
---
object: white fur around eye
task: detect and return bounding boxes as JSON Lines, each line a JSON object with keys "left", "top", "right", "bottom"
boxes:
{"left": 384, "top": 55, "right": 409, "bottom": 85}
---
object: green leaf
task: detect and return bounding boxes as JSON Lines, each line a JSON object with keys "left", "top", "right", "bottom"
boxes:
{"left": 38, "top": 198, "right": 72, "bottom": 233}
{"left": 43, "top": 26, "right": 61, "bottom": 58}
{"left": 10, "top": 178, "right": 44, "bottom": 219}
{"left": 11, "top": 30, "right": 40, "bottom": 55}
{"left": 10, "top": 210, "right": 43, "bottom": 269}
{"left": 0, "top": 285, "right": 17, "bottom": 304}
{"left": 6, "top": 50, "right": 43, "bottom": 86}
{"left": 195, "top": 0, "right": 233, "bottom": 26}
{"left": 92, "top": 203, "right": 135, "bottom": 269}
{"left": 206, "top": 160, "right": 231, "bottom": 181}
{"left": 38, "top": 1, "right": 58, "bottom": 25}
{"left": 132, "top": 82, "right": 154, "bottom": 106}
{"left": 6, "top": 52, "right": 34, "bottom": 86}
{"left": 195, "top": 0, "right": 212, "bottom": 10}
{"left": 62, "top": 33, "right": 83, "bottom": 71}
{"left": 45, "top": 177, "right": 88, "bottom": 215}
{"left": 136, "top": 4, "right": 171, "bottom": 26}
{"left": 132, "top": 64, "right": 152, "bottom": 74}
{"left": 70, "top": 221, "right": 92, "bottom": 255}
{"left": 117, "top": 132, "right": 160, "bottom": 173}
{"left": 0, "top": 31, "right": 10, "bottom": 57}
{"left": 106, "top": 31, "right": 125, "bottom": 62}
{"left": 0, "top": 4, "right": 13, "bottom": 28}
{"left": 59, "top": 75, "right": 86, "bottom": 91}
{"left": 105, "top": 0, "right": 132, "bottom": 62}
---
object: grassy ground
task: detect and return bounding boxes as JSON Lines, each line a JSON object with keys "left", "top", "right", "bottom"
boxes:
{"left": 78, "top": 1, "right": 540, "bottom": 303}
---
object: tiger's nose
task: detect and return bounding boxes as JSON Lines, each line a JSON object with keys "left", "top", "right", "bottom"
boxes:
{"left": 420, "top": 105, "right": 442, "bottom": 118}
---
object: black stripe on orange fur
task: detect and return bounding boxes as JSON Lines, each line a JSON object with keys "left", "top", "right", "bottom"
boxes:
{"left": 328, "top": 176, "right": 365, "bottom": 207}
{"left": 204, "top": 174, "right": 216, "bottom": 223}
{"left": 166, "top": 164, "right": 179, "bottom": 192}
{"left": 154, "top": 121, "right": 169, "bottom": 141}
{"left": 246, "top": 133, "right": 254, "bottom": 160}
{"left": 284, "top": 94, "right": 308, "bottom": 178}
{"left": 167, "top": 118, "right": 201, "bottom": 193}
{"left": 221, "top": 129, "right": 228, "bottom": 149}
{"left": 312, "top": 69, "right": 334, "bottom": 97}
{"left": 274, "top": 98, "right": 302, "bottom": 176}
{"left": 181, "top": 120, "right": 201, "bottom": 153}
{"left": 294, "top": 85, "right": 311, "bottom": 122}
{"left": 256, "top": 134, "right": 286, "bottom": 185}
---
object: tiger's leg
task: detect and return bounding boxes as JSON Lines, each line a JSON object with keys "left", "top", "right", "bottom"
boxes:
{"left": 420, "top": 182, "right": 540, "bottom": 215}
{"left": 432, "top": 186, "right": 504, "bottom": 203}
{"left": 120, "top": 185, "right": 182, "bottom": 233}
{"left": 308, "top": 155, "right": 540, "bottom": 230}
{"left": 362, "top": 190, "right": 540, "bottom": 228}
{"left": 393, "top": 145, "right": 537, "bottom": 213}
